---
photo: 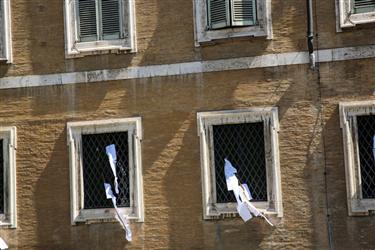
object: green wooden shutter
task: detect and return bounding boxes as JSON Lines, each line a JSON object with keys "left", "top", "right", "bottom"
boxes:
{"left": 101, "top": 0, "right": 121, "bottom": 40}
{"left": 208, "top": 0, "right": 230, "bottom": 29}
{"left": 231, "top": 0, "right": 256, "bottom": 26}
{"left": 78, "top": 0, "right": 98, "bottom": 42}
{"left": 354, "top": 0, "right": 375, "bottom": 13}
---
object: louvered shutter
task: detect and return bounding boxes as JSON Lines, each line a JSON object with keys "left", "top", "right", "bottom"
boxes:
{"left": 231, "top": 0, "right": 256, "bottom": 26}
{"left": 78, "top": 0, "right": 98, "bottom": 42}
{"left": 101, "top": 0, "right": 121, "bottom": 40}
{"left": 208, "top": 0, "right": 230, "bottom": 29}
{"left": 354, "top": 0, "right": 375, "bottom": 13}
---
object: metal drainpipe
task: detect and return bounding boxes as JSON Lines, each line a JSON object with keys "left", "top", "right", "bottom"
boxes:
{"left": 307, "top": 0, "right": 315, "bottom": 69}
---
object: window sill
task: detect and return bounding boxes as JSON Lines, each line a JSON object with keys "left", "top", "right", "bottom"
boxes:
{"left": 340, "top": 11, "right": 375, "bottom": 28}
{"left": 348, "top": 198, "right": 375, "bottom": 216}
{"left": 205, "top": 202, "right": 280, "bottom": 220}
{"left": 66, "top": 40, "right": 136, "bottom": 58}
{"left": 0, "top": 222, "right": 15, "bottom": 228}
{"left": 0, "top": 57, "right": 11, "bottom": 64}
{"left": 73, "top": 207, "right": 141, "bottom": 224}
{"left": 196, "top": 26, "right": 270, "bottom": 46}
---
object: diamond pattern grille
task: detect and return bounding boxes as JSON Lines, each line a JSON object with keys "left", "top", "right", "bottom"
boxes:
{"left": 213, "top": 122, "right": 267, "bottom": 203}
{"left": 82, "top": 132, "right": 130, "bottom": 209}
{"left": 357, "top": 115, "right": 375, "bottom": 199}
{"left": 0, "top": 139, "right": 3, "bottom": 214}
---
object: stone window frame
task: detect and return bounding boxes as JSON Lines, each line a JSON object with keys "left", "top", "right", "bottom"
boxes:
{"left": 193, "top": 0, "right": 272, "bottom": 45}
{"left": 67, "top": 118, "right": 144, "bottom": 225}
{"left": 336, "top": 0, "right": 375, "bottom": 30}
{"left": 339, "top": 101, "right": 375, "bottom": 216}
{"left": 197, "top": 108, "right": 283, "bottom": 220}
{"left": 0, "top": 0, "right": 12, "bottom": 63}
{"left": 0, "top": 127, "right": 17, "bottom": 228}
{"left": 63, "top": 0, "right": 137, "bottom": 58}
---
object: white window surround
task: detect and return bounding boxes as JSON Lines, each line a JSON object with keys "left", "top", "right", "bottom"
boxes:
{"left": 0, "top": 0, "right": 12, "bottom": 63}
{"left": 63, "top": 0, "right": 136, "bottom": 58}
{"left": 67, "top": 118, "right": 144, "bottom": 224}
{"left": 336, "top": 0, "right": 375, "bottom": 30}
{"left": 0, "top": 127, "right": 16, "bottom": 228}
{"left": 197, "top": 108, "right": 282, "bottom": 219}
{"left": 339, "top": 101, "right": 375, "bottom": 216}
{"left": 193, "top": 0, "right": 272, "bottom": 45}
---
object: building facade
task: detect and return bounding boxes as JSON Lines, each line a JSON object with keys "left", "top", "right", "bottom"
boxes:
{"left": 1, "top": 0, "right": 375, "bottom": 249}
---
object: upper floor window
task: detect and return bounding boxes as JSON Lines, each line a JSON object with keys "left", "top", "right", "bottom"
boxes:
{"left": 0, "top": 127, "right": 16, "bottom": 228}
{"left": 64, "top": 0, "right": 136, "bottom": 58}
{"left": 353, "top": 0, "right": 375, "bottom": 13}
{"left": 193, "top": 0, "right": 272, "bottom": 45}
{"left": 340, "top": 101, "right": 375, "bottom": 215}
{"left": 67, "top": 118, "right": 144, "bottom": 224}
{"left": 197, "top": 108, "right": 282, "bottom": 219}
{"left": 337, "top": 0, "right": 375, "bottom": 29}
{"left": 0, "top": 0, "right": 12, "bottom": 63}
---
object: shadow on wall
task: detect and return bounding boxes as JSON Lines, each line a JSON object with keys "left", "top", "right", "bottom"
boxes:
{"left": 33, "top": 126, "right": 135, "bottom": 249}
{"left": 21, "top": 0, "right": 350, "bottom": 249}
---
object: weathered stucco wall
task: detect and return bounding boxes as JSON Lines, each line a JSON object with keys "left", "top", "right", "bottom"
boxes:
{"left": 1, "top": 0, "right": 375, "bottom": 78}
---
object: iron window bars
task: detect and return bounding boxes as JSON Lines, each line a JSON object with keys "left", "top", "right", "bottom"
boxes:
{"left": 67, "top": 118, "right": 144, "bottom": 224}
{"left": 197, "top": 108, "right": 283, "bottom": 219}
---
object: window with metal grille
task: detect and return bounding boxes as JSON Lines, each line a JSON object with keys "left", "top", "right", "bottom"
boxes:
{"left": 207, "top": 0, "right": 257, "bottom": 30}
{"left": 357, "top": 115, "right": 375, "bottom": 199}
{"left": 67, "top": 118, "right": 144, "bottom": 224}
{"left": 82, "top": 132, "right": 130, "bottom": 209}
{"left": 0, "top": 127, "right": 17, "bottom": 228}
{"left": 340, "top": 102, "right": 375, "bottom": 216}
{"left": 213, "top": 123, "right": 267, "bottom": 203}
{"left": 0, "top": 139, "right": 3, "bottom": 214}
{"left": 197, "top": 109, "right": 283, "bottom": 219}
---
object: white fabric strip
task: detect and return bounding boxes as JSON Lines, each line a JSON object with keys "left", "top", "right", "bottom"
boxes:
{"left": 104, "top": 183, "right": 132, "bottom": 241}
{"left": 224, "top": 159, "right": 274, "bottom": 226}
{"left": 106, "top": 144, "right": 119, "bottom": 194}
{"left": 0, "top": 237, "right": 8, "bottom": 249}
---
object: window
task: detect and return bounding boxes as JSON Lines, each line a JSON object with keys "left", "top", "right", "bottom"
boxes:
{"left": 193, "top": 0, "right": 272, "bottom": 45}
{"left": 337, "top": 0, "right": 375, "bottom": 29}
{"left": 67, "top": 118, "right": 144, "bottom": 224}
{"left": 197, "top": 108, "right": 282, "bottom": 219}
{"left": 339, "top": 101, "right": 375, "bottom": 215}
{"left": 0, "top": 127, "right": 16, "bottom": 228}
{"left": 0, "top": 0, "right": 12, "bottom": 63}
{"left": 64, "top": 0, "right": 136, "bottom": 57}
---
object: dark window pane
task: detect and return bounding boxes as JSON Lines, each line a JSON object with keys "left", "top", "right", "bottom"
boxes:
{"left": 0, "top": 139, "right": 3, "bottom": 214}
{"left": 82, "top": 132, "right": 130, "bottom": 209}
{"left": 357, "top": 115, "right": 375, "bottom": 198}
{"left": 213, "top": 122, "right": 267, "bottom": 203}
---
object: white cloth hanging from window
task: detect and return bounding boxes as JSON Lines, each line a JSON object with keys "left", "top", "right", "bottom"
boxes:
{"left": 106, "top": 144, "right": 119, "bottom": 194}
{"left": 224, "top": 159, "right": 273, "bottom": 226}
{"left": 104, "top": 183, "right": 132, "bottom": 241}
{"left": 0, "top": 237, "right": 8, "bottom": 250}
